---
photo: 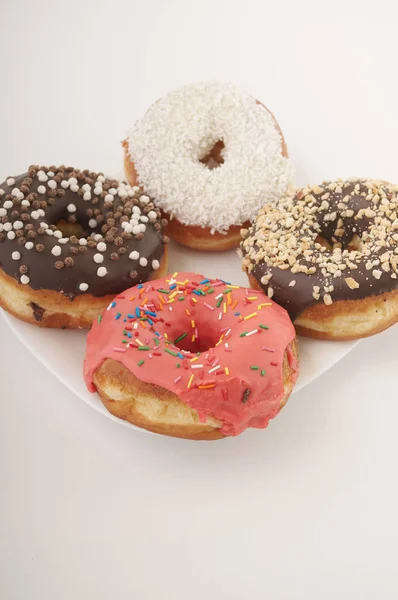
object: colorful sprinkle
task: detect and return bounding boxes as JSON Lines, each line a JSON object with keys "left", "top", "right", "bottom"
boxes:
{"left": 174, "top": 332, "right": 187, "bottom": 344}
{"left": 242, "top": 388, "right": 251, "bottom": 404}
{"left": 165, "top": 348, "right": 178, "bottom": 357}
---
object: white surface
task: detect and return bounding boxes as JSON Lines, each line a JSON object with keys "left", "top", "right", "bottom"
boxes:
{"left": 1, "top": 0, "right": 398, "bottom": 599}
{"left": 1, "top": 237, "right": 358, "bottom": 435}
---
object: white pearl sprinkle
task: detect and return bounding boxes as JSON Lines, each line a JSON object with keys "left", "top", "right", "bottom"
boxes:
{"left": 31, "top": 211, "right": 39, "bottom": 219}
{"left": 38, "top": 174, "right": 48, "bottom": 182}
{"left": 139, "top": 224, "right": 146, "bottom": 233}
{"left": 4, "top": 200, "right": 13, "bottom": 209}
{"left": 152, "top": 259, "right": 160, "bottom": 270}
{"left": 3, "top": 222, "right": 12, "bottom": 231}
{"left": 83, "top": 192, "right": 91, "bottom": 201}
{"left": 13, "top": 221, "right": 23, "bottom": 230}
{"left": 21, "top": 200, "right": 30, "bottom": 207}
{"left": 132, "top": 206, "right": 141, "bottom": 215}
{"left": 45, "top": 229, "right": 54, "bottom": 236}
{"left": 148, "top": 211, "right": 157, "bottom": 221}
{"left": 53, "top": 230, "right": 62, "bottom": 238}
{"left": 89, "top": 219, "right": 97, "bottom": 228}
{"left": 104, "top": 194, "right": 114, "bottom": 203}
{"left": 6, "top": 177, "right": 15, "bottom": 186}
{"left": 61, "top": 180, "right": 69, "bottom": 189}
{"left": 124, "top": 224, "right": 133, "bottom": 233}
{"left": 133, "top": 186, "right": 140, "bottom": 193}
{"left": 79, "top": 283, "right": 89, "bottom": 292}
{"left": 37, "top": 170, "right": 45, "bottom": 176}
{"left": 0, "top": 208, "right": 6, "bottom": 217}
{"left": 59, "top": 238, "right": 69, "bottom": 244}
{"left": 38, "top": 209, "right": 45, "bottom": 217}
{"left": 51, "top": 246, "right": 62, "bottom": 256}
{"left": 97, "top": 175, "right": 105, "bottom": 183}
{"left": 7, "top": 231, "right": 15, "bottom": 240}
{"left": 140, "top": 195, "right": 150, "bottom": 205}
{"left": 48, "top": 180, "right": 57, "bottom": 189}
{"left": 37, "top": 185, "right": 46, "bottom": 194}
{"left": 94, "top": 234, "right": 102, "bottom": 241}
{"left": 94, "top": 186, "right": 102, "bottom": 195}
{"left": 67, "top": 203, "right": 76, "bottom": 213}
{"left": 108, "top": 188, "right": 117, "bottom": 195}
{"left": 11, "top": 188, "right": 20, "bottom": 197}
{"left": 79, "top": 238, "right": 88, "bottom": 246}
{"left": 97, "top": 242, "right": 107, "bottom": 252}
{"left": 25, "top": 241, "right": 34, "bottom": 250}
{"left": 140, "top": 215, "right": 149, "bottom": 223}
{"left": 97, "top": 266, "right": 107, "bottom": 277}
{"left": 82, "top": 184, "right": 91, "bottom": 192}
{"left": 47, "top": 171, "right": 54, "bottom": 177}
{"left": 139, "top": 257, "right": 148, "bottom": 267}
{"left": 118, "top": 190, "right": 127, "bottom": 198}
{"left": 0, "top": 189, "right": 4, "bottom": 196}
{"left": 132, "top": 225, "right": 141, "bottom": 235}
{"left": 20, "top": 275, "right": 30, "bottom": 285}
{"left": 12, "top": 251, "right": 21, "bottom": 260}
{"left": 129, "top": 251, "right": 139, "bottom": 260}
{"left": 68, "top": 177, "right": 77, "bottom": 186}
{"left": 127, "top": 190, "right": 135, "bottom": 197}
{"left": 93, "top": 253, "right": 104, "bottom": 263}
{"left": 70, "top": 184, "right": 79, "bottom": 193}
{"left": 40, "top": 222, "right": 48, "bottom": 229}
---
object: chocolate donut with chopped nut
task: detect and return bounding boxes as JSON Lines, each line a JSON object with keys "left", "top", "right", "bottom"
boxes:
{"left": 0, "top": 165, "right": 168, "bottom": 328}
{"left": 240, "top": 179, "right": 398, "bottom": 340}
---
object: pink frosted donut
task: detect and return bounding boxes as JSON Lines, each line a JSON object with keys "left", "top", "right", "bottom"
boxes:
{"left": 84, "top": 272, "right": 299, "bottom": 439}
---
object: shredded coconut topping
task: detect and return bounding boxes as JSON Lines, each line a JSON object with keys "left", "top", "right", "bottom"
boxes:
{"left": 127, "top": 82, "right": 292, "bottom": 233}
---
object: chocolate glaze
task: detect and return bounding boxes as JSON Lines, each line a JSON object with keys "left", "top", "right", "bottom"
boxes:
{"left": 242, "top": 180, "right": 398, "bottom": 320}
{"left": 0, "top": 167, "right": 166, "bottom": 298}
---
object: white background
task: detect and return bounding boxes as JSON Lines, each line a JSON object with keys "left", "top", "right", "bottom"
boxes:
{"left": 1, "top": 0, "right": 398, "bottom": 598}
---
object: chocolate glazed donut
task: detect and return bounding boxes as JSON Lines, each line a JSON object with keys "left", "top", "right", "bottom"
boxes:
{"left": 241, "top": 179, "right": 398, "bottom": 340}
{"left": 0, "top": 166, "right": 168, "bottom": 328}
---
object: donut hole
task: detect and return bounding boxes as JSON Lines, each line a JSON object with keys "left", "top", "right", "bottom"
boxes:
{"left": 316, "top": 233, "right": 363, "bottom": 252}
{"left": 55, "top": 219, "right": 86, "bottom": 238}
{"left": 169, "top": 319, "right": 221, "bottom": 354}
{"left": 199, "top": 140, "right": 225, "bottom": 170}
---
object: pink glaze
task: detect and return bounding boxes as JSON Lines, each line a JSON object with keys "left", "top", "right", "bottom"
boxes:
{"left": 83, "top": 272, "right": 298, "bottom": 436}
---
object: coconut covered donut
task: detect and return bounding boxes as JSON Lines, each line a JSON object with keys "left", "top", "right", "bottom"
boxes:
{"left": 0, "top": 166, "right": 168, "bottom": 328}
{"left": 241, "top": 179, "right": 398, "bottom": 340}
{"left": 123, "top": 82, "right": 291, "bottom": 251}
{"left": 84, "top": 272, "right": 299, "bottom": 439}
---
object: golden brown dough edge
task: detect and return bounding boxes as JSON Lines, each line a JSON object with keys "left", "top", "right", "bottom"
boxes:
{"left": 91, "top": 338, "right": 298, "bottom": 440}
{"left": 0, "top": 247, "right": 168, "bottom": 329}
{"left": 247, "top": 273, "right": 398, "bottom": 340}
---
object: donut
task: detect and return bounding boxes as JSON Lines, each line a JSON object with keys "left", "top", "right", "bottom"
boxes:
{"left": 84, "top": 272, "right": 299, "bottom": 439}
{"left": 123, "top": 82, "right": 291, "bottom": 251}
{"left": 241, "top": 179, "right": 398, "bottom": 340}
{"left": 0, "top": 166, "right": 168, "bottom": 328}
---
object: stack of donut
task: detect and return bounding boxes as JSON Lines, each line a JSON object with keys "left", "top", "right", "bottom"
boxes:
{"left": 3, "top": 80, "right": 398, "bottom": 439}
